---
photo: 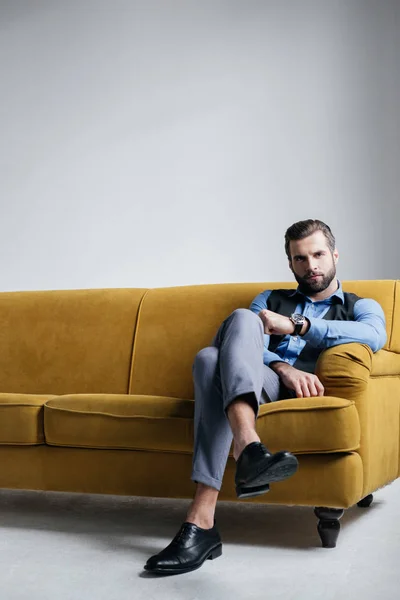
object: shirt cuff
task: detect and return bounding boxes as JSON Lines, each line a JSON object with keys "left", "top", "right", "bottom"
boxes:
{"left": 301, "top": 317, "right": 328, "bottom": 347}
{"left": 264, "top": 353, "right": 285, "bottom": 367}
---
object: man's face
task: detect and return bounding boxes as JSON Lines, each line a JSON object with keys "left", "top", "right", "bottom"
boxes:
{"left": 289, "top": 231, "right": 339, "bottom": 295}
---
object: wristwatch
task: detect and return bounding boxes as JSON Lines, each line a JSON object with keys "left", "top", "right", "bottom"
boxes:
{"left": 289, "top": 313, "right": 306, "bottom": 336}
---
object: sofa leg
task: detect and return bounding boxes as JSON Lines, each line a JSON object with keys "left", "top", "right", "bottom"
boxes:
{"left": 314, "top": 507, "right": 344, "bottom": 548}
{"left": 357, "top": 494, "right": 373, "bottom": 508}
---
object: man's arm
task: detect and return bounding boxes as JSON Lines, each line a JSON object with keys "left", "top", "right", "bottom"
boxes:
{"left": 249, "top": 291, "right": 286, "bottom": 367}
{"left": 250, "top": 290, "right": 324, "bottom": 397}
{"left": 302, "top": 298, "right": 387, "bottom": 352}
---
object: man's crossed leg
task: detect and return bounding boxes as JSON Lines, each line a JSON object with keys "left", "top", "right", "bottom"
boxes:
{"left": 144, "top": 309, "right": 298, "bottom": 575}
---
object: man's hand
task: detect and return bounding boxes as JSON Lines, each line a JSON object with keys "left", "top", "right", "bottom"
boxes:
{"left": 271, "top": 362, "right": 324, "bottom": 398}
{"left": 258, "top": 309, "right": 310, "bottom": 336}
{"left": 258, "top": 309, "right": 296, "bottom": 336}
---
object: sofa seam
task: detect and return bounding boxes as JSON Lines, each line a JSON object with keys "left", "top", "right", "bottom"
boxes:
{"left": 258, "top": 403, "right": 355, "bottom": 417}
{"left": 43, "top": 403, "right": 353, "bottom": 419}
{"left": 42, "top": 442, "right": 360, "bottom": 454}
{"left": 0, "top": 442, "right": 45, "bottom": 446}
{"left": 0, "top": 404, "right": 47, "bottom": 408}
{"left": 127, "top": 288, "right": 150, "bottom": 394}
{"left": 370, "top": 375, "right": 400, "bottom": 379}
{"left": 388, "top": 280, "right": 398, "bottom": 350}
{"left": 43, "top": 442, "right": 195, "bottom": 454}
{"left": 45, "top": 409, "right": 193, "bottom": 420}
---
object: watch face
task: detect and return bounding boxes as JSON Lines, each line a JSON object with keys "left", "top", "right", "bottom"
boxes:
{"left": 291, "top": 314, "right": 304, "bottom": 324}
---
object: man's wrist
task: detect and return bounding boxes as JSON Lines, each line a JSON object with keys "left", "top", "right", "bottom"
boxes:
{"left": 289, "top": 315, "right": 310, "bottom": 337}
{"left": 269, "top": 360, "right": 292, "bottom": 374}
{"left": 299, "top": 318, "right": 310, "bottom": 336}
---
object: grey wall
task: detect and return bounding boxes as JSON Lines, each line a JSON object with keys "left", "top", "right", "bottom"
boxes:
{"left": 1, "top": 0, "right": 399, "bottom": 291}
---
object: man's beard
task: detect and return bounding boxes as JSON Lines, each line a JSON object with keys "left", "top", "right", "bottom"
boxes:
{"left": 294, "top": 263, "right": 337, "bottom": 296}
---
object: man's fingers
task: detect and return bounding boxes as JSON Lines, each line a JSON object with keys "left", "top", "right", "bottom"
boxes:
{"left": 285, "top": 371, "right": 324, "bottom": 399}
{"left": 313, "top": 376, "right": 324, "bottom": 396}
{"left": 305, "top": 375, "right": 320, "bottom": 397}
{"left": 300, "top": 379, "right": 311, "bottom": 398}
{"left": 307, "top": 379, "right": 319, "bottom": 397}
{"left": 294, "top": 381, "right": 303, "bottom": 398}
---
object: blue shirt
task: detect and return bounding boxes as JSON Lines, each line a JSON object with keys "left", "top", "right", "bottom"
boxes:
{"left": 249, "top": 281, "right": 387, "bottom": 368}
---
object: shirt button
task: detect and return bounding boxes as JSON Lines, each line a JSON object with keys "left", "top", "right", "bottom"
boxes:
{"left": 284, "top": 359, "right": 290, "bottom": 363}
{"left": 292, "top": 336, "right": 298, "bottom": 341}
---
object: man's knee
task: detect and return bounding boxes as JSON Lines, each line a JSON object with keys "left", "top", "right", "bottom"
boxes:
{"left": 193, "top": 346, "right": 219, "bottom": 376}
{"left": 231, "top": 307, "right": 253, "bottom": 317}
{"left": 229, "top": 308, "right": 263, "bottom": 330}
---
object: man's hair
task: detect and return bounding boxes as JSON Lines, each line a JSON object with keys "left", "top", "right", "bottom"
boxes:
{"left": 284, "top": 219, "right": 336, "bottom": 261}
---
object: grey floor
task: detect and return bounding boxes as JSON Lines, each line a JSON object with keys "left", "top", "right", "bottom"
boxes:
{"left": 0, "top": 479, "right": 399, "bottom": 600}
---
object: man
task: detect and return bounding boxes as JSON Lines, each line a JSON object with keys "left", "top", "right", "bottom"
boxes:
{"left": 144, "top": 219, "right": 387, "bottom": 575}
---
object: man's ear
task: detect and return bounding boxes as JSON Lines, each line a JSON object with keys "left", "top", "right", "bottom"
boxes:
{"left": 333, "top": 248, "right": 339, "bottom": 264}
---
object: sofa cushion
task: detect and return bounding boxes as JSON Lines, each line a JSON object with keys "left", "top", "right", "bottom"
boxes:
{"left": 44, "top": 394, "right": 360, "bottom": 454}
{"left": 44, "top": 395, "right": 195, "bottom": 452}
{"left": 0, "top": 288, "right": 146, "bottom": 395}
{"left": 0, "top": 393, "right": 55, "bottom": 444}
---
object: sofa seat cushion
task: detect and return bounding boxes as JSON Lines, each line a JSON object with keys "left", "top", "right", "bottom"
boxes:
{"left": 257, "top": 396, "right": 360, "bottom": 453}
{"left": 0, "top": 393, "right": 55, "bottom": 444}
{"left": 44, "top": 394, "right": 360, "bottom": 454}
{"left": 44, "top": 395, "right": 195, "bottom": 452}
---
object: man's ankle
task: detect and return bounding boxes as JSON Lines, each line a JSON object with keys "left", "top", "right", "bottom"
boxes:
{"left": 185, "top": 513, "right": 215, "bottom": 530}
{"left": 185, "top": 483, "right": 219, "bottom": 529}
{"left": 233, "top": 433, "right": 261, "bottom": 461}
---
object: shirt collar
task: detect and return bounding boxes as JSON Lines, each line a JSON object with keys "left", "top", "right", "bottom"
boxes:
{"left": 289, "top": 280, "right": 344, "bottom": 304}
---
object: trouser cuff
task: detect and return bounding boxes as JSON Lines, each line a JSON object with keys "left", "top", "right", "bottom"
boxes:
{"left": 224, "top": 388, "right": 260, "bottom": 417}
{"left": 191, "top": 470, "right": 222, "bottom": 492}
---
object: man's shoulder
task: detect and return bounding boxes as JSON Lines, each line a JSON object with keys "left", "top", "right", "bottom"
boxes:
{"left": 342, "top": 291, "right": 381, "bottom": 312}
{"left": 351, "top": 296, "right": 385, "bottom": 314}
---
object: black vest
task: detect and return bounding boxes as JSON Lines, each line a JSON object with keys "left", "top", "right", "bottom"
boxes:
{"left": 266, "top": 289, "right": 362, "bottom": 373}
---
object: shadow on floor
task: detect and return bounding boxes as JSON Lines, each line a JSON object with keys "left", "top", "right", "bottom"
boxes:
{"left": 0, "top": 487, "right": 389, "bottom": 556}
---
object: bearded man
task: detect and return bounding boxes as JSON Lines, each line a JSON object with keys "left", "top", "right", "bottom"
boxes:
{"left": 144, "top": 219, "right": 387, "bottom": 576}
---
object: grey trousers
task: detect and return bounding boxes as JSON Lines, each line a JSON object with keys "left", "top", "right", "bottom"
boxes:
{"left": 191, "top": 308, "right": 292, "bottom": 491}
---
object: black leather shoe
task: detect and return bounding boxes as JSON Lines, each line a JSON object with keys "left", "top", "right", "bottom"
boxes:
{"left": 144, "top": 522, "right": 222, "bottom": 575}
{"left": 235, "top": 441, "right": 299, "bottom": 499}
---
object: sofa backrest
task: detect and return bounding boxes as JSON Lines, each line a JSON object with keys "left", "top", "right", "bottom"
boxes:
{"left": 0, "top": 288, "right": 146, "bottom": 395}
{"left": 129, "top": 280, "right": 398, "bottom": 399}
{"left": 1, "top": 280, "right": 397, "bottom": 398}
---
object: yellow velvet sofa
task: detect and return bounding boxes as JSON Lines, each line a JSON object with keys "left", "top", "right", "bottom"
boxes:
{"left": 1, "top": 280, "right": 399, "bottom": 547}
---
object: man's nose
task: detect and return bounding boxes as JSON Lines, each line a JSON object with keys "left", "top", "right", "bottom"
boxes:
{"left": 306, "top": 259, "right": 318, "bottom": 272}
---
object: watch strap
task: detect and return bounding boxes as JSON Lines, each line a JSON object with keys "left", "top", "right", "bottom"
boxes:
{"left": 289, "top": 314, "right": 305, "bottom": 336}
{"left": 292, "top": 321, "right": 303, "bottom": 335}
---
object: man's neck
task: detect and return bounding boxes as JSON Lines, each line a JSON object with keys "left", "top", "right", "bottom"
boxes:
{"left": 307, "top": 278, "right": 339, "bottom": 302}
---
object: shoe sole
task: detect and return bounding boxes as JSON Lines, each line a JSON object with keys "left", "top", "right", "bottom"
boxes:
{"left": 144, "top": 544, "right": 222, "bottom": 575}
{"left": 236, "top": 482, "right": 270, "bottom": 499}
{"left": 236, "top": 454, "right": 299, "bottom": 499}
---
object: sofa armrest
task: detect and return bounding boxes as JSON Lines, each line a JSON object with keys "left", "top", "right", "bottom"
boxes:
{"left": 316, "top": 343, "right": 400, "bottom": 496}
{"left": 315, "top": 343, "right": 373, "bottom": 403}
